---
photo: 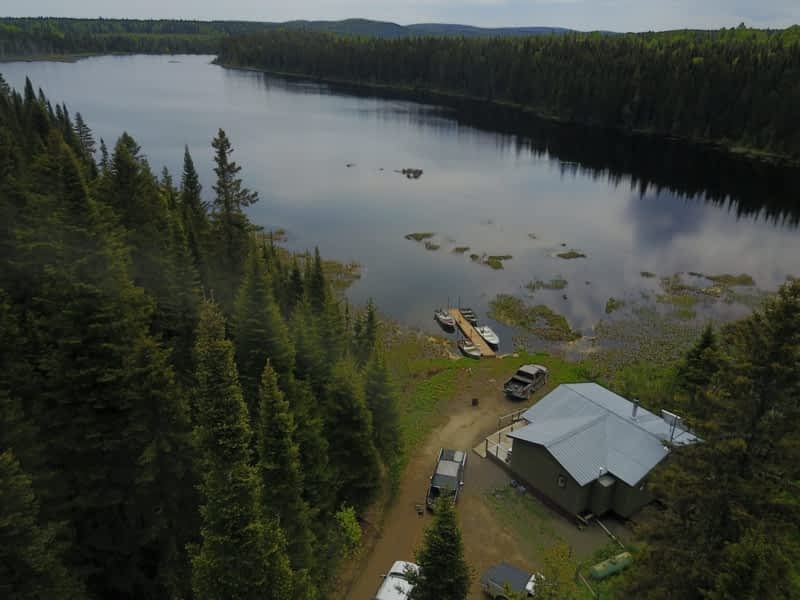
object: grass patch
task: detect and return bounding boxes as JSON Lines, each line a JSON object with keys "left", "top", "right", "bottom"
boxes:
{"left": 605, "top": 297, "right": 626, "bottom": 314}
{"left": 671, "top": 308, "right": 697, "bottom": 320}
{"left": 557, "top": 249, "right": 587, "bottom": 259}
{"left": 484, "top": 487, "right": 559, "bottom": 556}
{"left": 656, "top": 293, "right": 699, "bottom": 308}
{"left": 423, "top": 241, "right": 440, "bottom": 251}
{"left": 452, "top": 246, "right": 470, "bottom": 254}
{"left": 526, "top": 277, "right": 568, "bottom": 293}
{"left": 489, "top": 294, "right": 581, "bottom": 342}
{"left": 484, "top": 257, "right": 504, "bottom": 269}
{"left": 706, "top": 273, "right": 756, "bottom": 287}
{"left": 640, "top": 271, "right": 656, "bottom": 278}
{"left": 404, "top": 232, "right": 435, "bottom": 242}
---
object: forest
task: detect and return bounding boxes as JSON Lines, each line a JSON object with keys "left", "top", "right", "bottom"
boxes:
{"left": 0, "top": 74, "right": 401, "bottom": 599}
{"left": 217, "top": 27, "right": 800, "bottom": 160}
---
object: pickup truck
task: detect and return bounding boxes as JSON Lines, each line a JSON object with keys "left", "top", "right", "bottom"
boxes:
{"left": 426, "top": 448, "right": 467, "bottom": 510}
{"left": 480, "top": 562, "right": 542, "bottom": 599}
{"left": 503, "top": 364, "right": 548, "bottom": 401}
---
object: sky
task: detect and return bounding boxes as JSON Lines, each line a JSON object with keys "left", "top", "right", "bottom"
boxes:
{"left": 1, "top": 0, "right": 798, "bottom": 32}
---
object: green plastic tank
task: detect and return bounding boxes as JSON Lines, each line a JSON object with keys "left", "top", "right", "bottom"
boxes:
{"left": 589, "top": 552, "right": 633, "bottom": 580}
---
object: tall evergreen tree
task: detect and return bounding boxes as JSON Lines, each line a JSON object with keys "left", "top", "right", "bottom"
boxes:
{"left": 191, "top": 302, "right": 292, "bottom": 600}
{"left": 324, "top": 358, "right": 382, "bottom": 512}
{"left": 0, "top": 450, "right": 87, "bottom": 600}
{"left": 674, "top": 322, "right": 719, "bottom": 421}
{"left": 257, "top": 362, "right": 317, "bottom": 594}
{"left": 363, "top": 350, "right": 402, "bottom": 465}
{"left": 625, "top": 280, "right": 800, "bottom": 600}
{"left": 209, "top": 129, "right": 258, "bottom": 312}
{"left": 179, "top": 144, "right": 209, "bottom": 288}
{"left": 353, "top": 298, "right": 379, "bottom": 366}
{"left": 233, "top": 249, "right": 294, "bottom": 421}
{"left": 407, "top": 497, "right": 471, "bottom": 600}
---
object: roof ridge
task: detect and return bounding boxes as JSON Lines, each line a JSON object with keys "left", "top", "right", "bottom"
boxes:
{"left": 563, "top": 383, "right": 683, "bottom": 444}
{"left": 544, "top": 413, "right": 606, "bottom": 448}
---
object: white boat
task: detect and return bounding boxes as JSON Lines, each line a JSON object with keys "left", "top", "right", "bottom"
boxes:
{"left": 458, "top": 338, "right": 481, "bottom": 359}
{"left": 476, "top": 325, "right": 500, "bottom": 348}
{"left": 434, "top": 308, "right": 456, "bottom": 331}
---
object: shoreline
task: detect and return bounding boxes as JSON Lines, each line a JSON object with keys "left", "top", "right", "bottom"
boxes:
{"left": 217, "top": 60, "right": 799, "bottom": 167}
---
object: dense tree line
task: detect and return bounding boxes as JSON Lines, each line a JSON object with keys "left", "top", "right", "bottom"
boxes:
{"left": 624, "top": 281, "right": 800, "bottom": 599}
{"left": 218, "top": 26, "right": 800, "bottom": 159}
{"left": 0, "top": 75, "right": 402, "bottom": 598}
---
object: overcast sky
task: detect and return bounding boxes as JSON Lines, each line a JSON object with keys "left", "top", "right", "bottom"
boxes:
{"left": 2, "top": 0, "right": 798, "bottom": 32}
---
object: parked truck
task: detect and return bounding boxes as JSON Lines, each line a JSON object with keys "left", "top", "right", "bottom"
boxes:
{"left": 480, "top": 562, "right": 542, "bottom": 599}
{"left": 503, "top": 364, "right": 548, "bottom": 401}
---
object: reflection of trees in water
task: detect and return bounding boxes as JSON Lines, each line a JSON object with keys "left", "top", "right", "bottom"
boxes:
{"left": 255, "top": 73, "right": 800, "bottom": 227}
{"left": 446, "top": 100, "right": 800, "bottom": 228}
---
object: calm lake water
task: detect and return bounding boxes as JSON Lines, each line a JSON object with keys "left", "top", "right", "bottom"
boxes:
{"left": 3, "top": 54, "right": 799, "bottom": 349}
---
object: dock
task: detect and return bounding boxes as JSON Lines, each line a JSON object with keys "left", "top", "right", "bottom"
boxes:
{"left": 448, "top": 308, "right": 496, "bottom": 358}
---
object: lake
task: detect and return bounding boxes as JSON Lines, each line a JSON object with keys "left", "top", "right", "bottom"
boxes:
{"left": 3, "top": 54, "right": 798, "bottom": 350}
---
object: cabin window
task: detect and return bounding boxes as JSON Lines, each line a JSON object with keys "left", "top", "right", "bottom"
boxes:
{"left": 557, "top": 474, "right": 567, "bottom": 488}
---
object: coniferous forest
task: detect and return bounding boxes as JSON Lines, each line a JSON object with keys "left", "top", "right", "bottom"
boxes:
{"left": 0, "top": 75, "right": 400, "bottom": 599}
{"left": 218, "top": 28, "right": 800, "bottom": 159}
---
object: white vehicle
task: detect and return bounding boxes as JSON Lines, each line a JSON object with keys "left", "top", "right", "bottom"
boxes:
{"left": 374, "top": 561, "right": 419, "bottom": 600}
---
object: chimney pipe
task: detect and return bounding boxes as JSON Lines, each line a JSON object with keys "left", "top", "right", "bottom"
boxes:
{"left": 631, "top": 398, "right": 639, "bottom": 419}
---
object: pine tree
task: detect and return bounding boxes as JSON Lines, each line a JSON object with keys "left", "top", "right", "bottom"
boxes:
{"left": 364, "top": 350, "right": 402, "bottom": 465}
{"left": 324, "top": 358, "right": 382, "bottom": 512}
{"left": 0, "top": 450, "right": 87, "bottom": 600}
{"left": 233, "top": 249, "right": 294, "bottom": 421}
{"left": 407, "top": 496, "right": 471, "bottom": 600}
{"left": 73, "top": 111, "right": 95, "bottom": 158}
{"left": 180, "top": 145, "right": 209, "bottom": 287}
{"left": 354, "top": 298, "right": 379, "bottom": 366}
{"left": 625, "top": 280, "right": 800, "bottom": 600}
{"left": 209, "top": 129, "right": 258, "bottom": 312}
{"left": 191, "top": 302, "right": 292, "bottom": 600}
{"left": 257, "top": 362, "right": 317, "bottom": 592}
{"left": 674, "top": 322, "right": 719, "bottom": 421}
{"left": 307, "top": 246, "right": 326, "bottom": 313}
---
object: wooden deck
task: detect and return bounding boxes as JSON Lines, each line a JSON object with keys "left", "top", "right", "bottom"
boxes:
{"left": 448, "top": 308, "right": 496, "bottom": 358}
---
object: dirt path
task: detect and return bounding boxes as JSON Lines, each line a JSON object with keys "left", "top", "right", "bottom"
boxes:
{"left": 345, "top": 370, "right": 526, "bottom": 599}
{"left": 344, "top": 366, "right": 629, "bottom": 599}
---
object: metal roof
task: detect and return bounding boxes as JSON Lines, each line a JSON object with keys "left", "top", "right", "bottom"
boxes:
{"left": 509, "top": 383, "right": 698, "bottom": 487}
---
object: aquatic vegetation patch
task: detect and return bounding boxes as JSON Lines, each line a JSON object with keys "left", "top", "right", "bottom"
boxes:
{"left": 322, "top": 259, "right": 362, "bottom": 292}
{"left": 488, "top": 294, "right": 581, "bottom": 342}
{"left": 452, "top": 246, "right": 470, "bottom": 254}
{"left": 557, "top": 249, "right": 587, "bottom": 259}
{"left": 424, "top": 241, "right": 440, "bottom": 251}
{"left": 526, "top": 277, "right": 568, "bottom": 293}
{"left": 528, "top": 233, "right": 538, "bottom": 240}
{"left": 469, "top": 253, "right": 481, "bottom": 262}
{"left": 706, "top": 273, "right": 756, "bottom": 287}
{"left": 404, "top": 232, "right": 436, "bottom": 242}
{"left": 640, "top": 271, "right": 656, "bottom": 278}
{"left": 656, "top": 293, "right": 700, "bottom": 308}
{"left": 605, "top": 297, "right": 626, "bottom": 314}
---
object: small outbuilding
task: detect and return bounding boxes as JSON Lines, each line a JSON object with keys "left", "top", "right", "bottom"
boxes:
{"left": 506, "top": 383, "right": 697, "bottom": 519}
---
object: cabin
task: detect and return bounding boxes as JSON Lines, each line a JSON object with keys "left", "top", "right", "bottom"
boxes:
{"left": 506, "top": 383, "right": 697, "bottom": 520}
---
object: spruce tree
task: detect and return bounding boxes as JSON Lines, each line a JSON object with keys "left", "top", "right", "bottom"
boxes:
{"left": 354, "top": 298, "right": 379, "bottom": 366}
{"left": 209, "top": 129, "right": 258, "bottom": 312}
{"left": 257, "top": 362, "right": 317, "bottom": 592}
{"left": 180, "top": 145, "right": 210, "bottom": 288}
{"left": 191, "top": 302, "right": 292, "bottom": 600}
{"left": 364, "top": 350, "right": 402, "bottom": 465}
{"left": 407, "top": 497, "right": 471, "bottom": 600}
{"left": 674, "top": 322, "right": 719, "bottom": 421}
{"left": 233, "top": 249, "right": 294, "bottom": 421}
{"left": 0, "top": 450, "right": 86, "bottom": 600}
{"left": 324, "top": 358, "right": 382, "bottom": 512}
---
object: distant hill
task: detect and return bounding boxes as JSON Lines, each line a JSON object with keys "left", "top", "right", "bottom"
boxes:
{"left": 268, "top": 19, "right": 575, "bottom": 38}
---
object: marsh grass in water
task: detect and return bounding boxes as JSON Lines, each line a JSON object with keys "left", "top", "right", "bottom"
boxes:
{"left": 404, "top": 232, "right": 436, "bottom": 242}
{"left": 489, "top": 294, "right": 581, "bottom": 341}
{"left": 452, "top": 246, "right": 470, "bottom": 254}
{"left": 527, "top": 277, "right": 568, "bottom": 293}
{"left": 640, "top": 271, "right": 656, "bottom": 278}
{"left": 557, "top": 249, "right": 587, "bottom": 259}
{"left": 605, "top": 297, "right": 626, "bottom": 314}
{"left": 424, "top": 241, "right": 440, "bottom": 251}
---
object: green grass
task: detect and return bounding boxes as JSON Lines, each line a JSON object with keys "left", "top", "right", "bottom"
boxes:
{"left": 656, "top": 293, "right": 700, "bottom": 308}
{"left": 557, "top": 249, "right": 587, "bottom": 259}
{"left": 526, "top": 277, "right": 568, "bottom": 292}
{"left": 452, "top": 246, "right": 470, "bottom": 254}
{"left": 489, "top": 294, "right": 581, "bottom": 341}
{"left": 404, "top": 232, "right": 435, "bottom": 242}
{"left": 605, "top": 297, "right": 626, "bottom": 314}
{"left": 484, "top": 487, "right": 559, "bottom": 556}
{"left": 706, "top": 273, "right": 756, "bottom": 287}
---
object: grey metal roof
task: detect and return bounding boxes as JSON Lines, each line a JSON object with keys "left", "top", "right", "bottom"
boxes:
{"left": 509, "top": 383, "right": 698, "bottom": 487}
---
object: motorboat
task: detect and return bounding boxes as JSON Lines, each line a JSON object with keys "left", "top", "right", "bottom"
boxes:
{"left": 459, "top": 307, "right": 478, "bottom": 325}
{"left": 457, "top": 338, "right": 481, "bottom": 359}
{"left": 475, "top": 325, "right": 499, "bottom": 348}
{"left": 434, "top": 308, "right": 456, "bottom": 331}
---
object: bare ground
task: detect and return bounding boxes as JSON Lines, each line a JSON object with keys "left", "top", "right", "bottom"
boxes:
{"left": 341, "top": 365, "right": 631, "bottom": 599}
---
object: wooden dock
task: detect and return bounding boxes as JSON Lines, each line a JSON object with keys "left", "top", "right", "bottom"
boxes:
{"left": 448, "top": 308, "right": 496, "bottom": 358}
